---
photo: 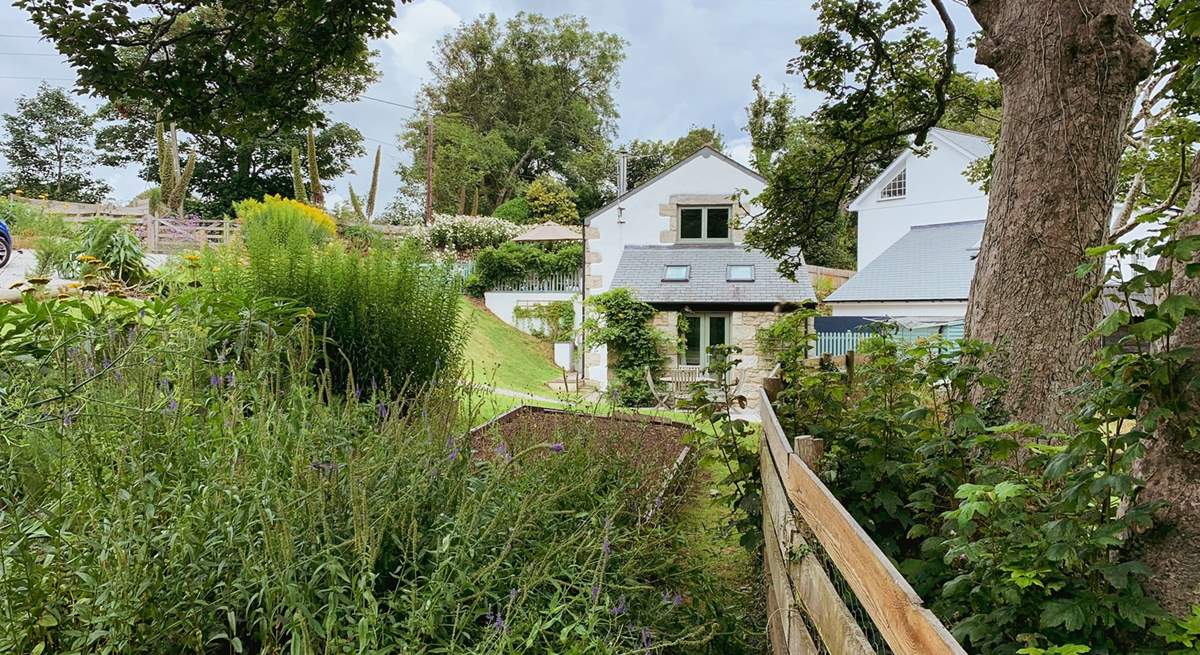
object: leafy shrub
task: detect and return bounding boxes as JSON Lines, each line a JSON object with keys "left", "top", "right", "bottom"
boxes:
{"left": 466, "top": 241, "right": 583, "bottom": 296}
{"left": 205, "top": 217, "right": 466, "bottom": 393}
{"left": 424, "top": 213, "right": 521, "bottom": 254}
{"left": 526, "top": 176, "right": 579, "bottom": 225}
{"left": 32, "top": 234, "right": 80, "bottom": 277}
{"left": 513, "top": 300, "right": 575, "bottom": 342}
{"left": 77, "top": 218, "right": 149, "bottom": 283}
{"left": 32, "top": 219, "right": 148, "bottom": 283}
{"left": 235, "top": 194, "right": 337, "bottom": 245}
{"left": 584, "top": 288, "right": 666, "bottom": 407}
{"left": 0, "top": 198, "right": 69, "bottom": 239}
{"left": 0, "top": 293, "right": 756, "bottom": 654}
{"left": 765, "top": 216, "right": 1200, "bottom": 653}
{"left": 491, "top": 196, "right": 533, "bottom": 223}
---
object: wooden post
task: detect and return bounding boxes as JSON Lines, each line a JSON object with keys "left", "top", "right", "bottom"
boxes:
{"left": 794, "top": 435, "right": 824, "bottom": 473}
{"left": 424, "top": 112, "right": 434, "bottom": 226}
{"left": 145, "top": 216, "right": 159, "bottom": 252}
{"left": 223, "top": 217, "right": 232, "bottom": 245}
{"left": 845, "top": 350, "right": 856, "bottom": 390}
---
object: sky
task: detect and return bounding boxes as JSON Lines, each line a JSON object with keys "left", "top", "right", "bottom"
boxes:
{"left": 0, "top": 0, "right": 983, "bottom": 208}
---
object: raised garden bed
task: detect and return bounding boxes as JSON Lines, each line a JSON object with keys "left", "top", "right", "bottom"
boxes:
{"left": 470, "top": 405, "right": 698, "bottom": 519}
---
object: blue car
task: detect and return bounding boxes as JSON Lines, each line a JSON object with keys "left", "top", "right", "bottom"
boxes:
{"left": 0, "top": 219, "right": 10, "bottom": 270}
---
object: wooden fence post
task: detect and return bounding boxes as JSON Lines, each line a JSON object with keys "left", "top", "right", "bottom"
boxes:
{"left": 845, "top": 350, "right": 856, "bottom": 390}
{"left": 145, "top": 216, "right": 159, "bottom": 252}
{"left": 793, "top": 436, "right": 824, "bottom": 473}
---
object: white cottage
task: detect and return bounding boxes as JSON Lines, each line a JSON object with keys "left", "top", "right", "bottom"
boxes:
{"left": 582, "top": 146, "right": 816, "bottom": 402}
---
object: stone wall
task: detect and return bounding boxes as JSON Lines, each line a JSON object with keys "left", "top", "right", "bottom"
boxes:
{"left": 653, "top": 309, "right": 784, "bottom": 409}
{"left": 730, "top": 310, "right": 781, "bottom": 409}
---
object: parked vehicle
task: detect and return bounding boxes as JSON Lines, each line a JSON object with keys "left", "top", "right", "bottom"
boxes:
{"left": 0, "top": 219, "right": 11, "bottom": 270}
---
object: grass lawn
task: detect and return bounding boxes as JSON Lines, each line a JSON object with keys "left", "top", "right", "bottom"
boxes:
{"left": 459, "top": 297, "right": 570, "bottom": 397}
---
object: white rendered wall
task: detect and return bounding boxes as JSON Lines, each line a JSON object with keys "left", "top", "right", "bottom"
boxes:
{"left": 828, "top": 301, "right": 968, "bottom": 319}
{"left": 483, "top": 291, "right": 578, "bottom": 333}
{"left": 853, "top": 145, "right": 988, "bottom": 270}
{"left": 588, "top": 151, "right": 766, "bottom": 294}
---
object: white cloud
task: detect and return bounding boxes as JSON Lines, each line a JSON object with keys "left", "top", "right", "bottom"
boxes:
{"left": 383, "top": 1, "right": 463, "bottom": 80}
{"left": 727, "top": 138, "right": 754, "bottom": 167}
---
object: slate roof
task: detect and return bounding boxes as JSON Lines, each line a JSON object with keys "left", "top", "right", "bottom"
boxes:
{"left": 610, "top": 244, "right": 816, "bottom": 305}
{"left": 825, "top": 220, "right": 985, "bottom": 303}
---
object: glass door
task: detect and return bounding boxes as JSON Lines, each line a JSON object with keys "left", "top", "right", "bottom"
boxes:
{"left": 680, "top": 313, "right": 729, "bottom": 369}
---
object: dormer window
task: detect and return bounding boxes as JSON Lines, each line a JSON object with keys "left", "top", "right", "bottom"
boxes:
{"left": 879, "top": 168, "right": 906, "bottom": 200}
{"left": 679, "top": 206, "right": 731, "bottom": 241}
{"left": 663, "top": 265, "right": 690, "bottom": 281}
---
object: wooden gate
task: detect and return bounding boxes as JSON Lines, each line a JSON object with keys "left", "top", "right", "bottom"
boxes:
{"left": 760, "top": 378, "right": 966, "bottom": 655}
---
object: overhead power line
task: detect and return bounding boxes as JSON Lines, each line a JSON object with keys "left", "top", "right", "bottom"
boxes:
{"left": 0, "top": 52, "right": 61, "bottom": 56}
{"left": 0, "top": 34, "right": 42, "bottom": 39}
{"left": 359, "top": 95, "right": 421, "bottom": 112}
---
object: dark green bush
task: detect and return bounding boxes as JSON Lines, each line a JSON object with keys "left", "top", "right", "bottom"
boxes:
{"left": 467, "top": 241, "right": 583, "bottom": 295}
{"left": 491, "top": 196, "right": 533, "bottom": 223}
{"left": 584, "top": 288, "right": 665, "bottom": 407}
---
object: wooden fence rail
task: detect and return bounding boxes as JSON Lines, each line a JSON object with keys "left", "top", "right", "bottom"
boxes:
{"left": 760, "top": 381, "right": 965, "bottom": 655}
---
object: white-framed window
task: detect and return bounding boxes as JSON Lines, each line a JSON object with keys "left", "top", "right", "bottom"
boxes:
{"left": 679, "top": 313, "right": 729, "bottom": 368}
{"left": 726, "top": 264, "right": 755, "bottom": 282}
{"left": 663, "top": 265, "right": 690, "bottom": 281}
{"left": 679, "top": 206, "right": 731, "bottom": 241}
{"left": 879, "top": 167, "right": 907, "bottom": 200}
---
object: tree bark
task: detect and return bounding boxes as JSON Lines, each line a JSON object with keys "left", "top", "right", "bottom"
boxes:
{"left": 1131, "top": 150, "right": 1200, "bottom": 616}
{"left": 964, "top": 1, "right": 1155, "bottom": 427}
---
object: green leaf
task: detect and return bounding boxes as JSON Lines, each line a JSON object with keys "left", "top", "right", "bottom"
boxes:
{"left": 1159, "top": 294, "right": 1200, "bottom": 323}
{"left": 1041, "top": 599, "right": 1087, "bottom": 631}
{"left": 1094, "top": 309, "right": 1130, "bottom": 337}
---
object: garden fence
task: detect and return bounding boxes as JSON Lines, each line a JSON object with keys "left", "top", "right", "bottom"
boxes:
{"left": 759, "top": 373, "right": 965, "bottom": 655}
{"left": 491, "top": 270, "right": 582, "bottom": 293}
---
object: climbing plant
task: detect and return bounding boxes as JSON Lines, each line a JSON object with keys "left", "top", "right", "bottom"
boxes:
{"left": 583, "top": 288, "right": 665, "bottom": 407}
{"left": 513, "top": 300, "right": 575, "bottom": 343}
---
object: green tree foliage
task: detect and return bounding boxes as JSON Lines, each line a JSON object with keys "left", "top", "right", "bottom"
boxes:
{"left": 741, "top": 0, "right": 966, "bottom": 273}
{"left": 762, "top": 217, "right": 1200, "bottom": 652}
{"left": 0, "top": 84, "right": 110, "bottom": 203}
{"left": 525, "top": 176, "right": 579, "bottom": 225}
{"left": 620, "top": 126, "right": 727, "bottom": 190}
{"left": 96, "top": 101, "right": 364, "bottom": 217}
{"left": 396, "top": 13, "right": 625, "bottom": 217}
{"left": 399, "top": 115, "right": 515, "bottom": 216}
{"left": 16, "top": 0, "right": 396, "bottom": 146}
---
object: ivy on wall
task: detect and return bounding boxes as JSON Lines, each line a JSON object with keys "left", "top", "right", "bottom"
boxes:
{"left": 513, "top": 300, "right": 575, "bottom": 343}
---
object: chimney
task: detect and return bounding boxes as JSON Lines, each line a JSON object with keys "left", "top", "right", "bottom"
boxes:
{"left": 617, "top": 150, "right": 628, "bottom": 197}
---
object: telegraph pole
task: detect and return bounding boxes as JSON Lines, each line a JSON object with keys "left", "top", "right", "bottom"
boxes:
{"left": 424, "top": 112, "right": 434, "bottom": 226}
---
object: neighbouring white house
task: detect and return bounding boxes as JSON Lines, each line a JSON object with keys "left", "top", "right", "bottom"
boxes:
{"left": 822, "top": 126, "right": 1167, "bottom": 355}
{"left": 581, "top": 146, "right": 817, "bottom": 404}
{"left": 850, "top": 127, "right": 992, "bottom": 270}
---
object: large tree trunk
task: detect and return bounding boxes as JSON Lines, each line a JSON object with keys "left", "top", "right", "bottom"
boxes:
{"left": 1132, "top": 151, "right": 1200, "bottom": 616}
{"left": 964, "top": 1, "right": 1155, "bottom": 426}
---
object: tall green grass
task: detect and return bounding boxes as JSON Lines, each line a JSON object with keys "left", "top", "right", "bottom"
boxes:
{"left": 0, "top": 293, "right": 753, "bottom": 654}
{"left": 197, "top": 217, "right": 466, "bottom": 394}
